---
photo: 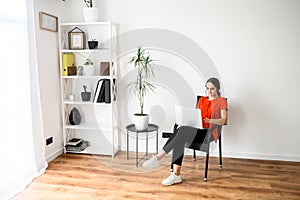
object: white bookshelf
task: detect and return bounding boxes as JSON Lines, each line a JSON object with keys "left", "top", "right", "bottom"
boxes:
{"left": 58, "top": 21, "right": 119, "bottom": 156}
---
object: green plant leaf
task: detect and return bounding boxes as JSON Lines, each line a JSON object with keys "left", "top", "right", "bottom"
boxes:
{"left": 83, "top": 85, "right": 87, "bottom": 92}
{"left": 84, "top": 58, "right": 93, "bottom": 65}
{"left": 84, "top": 0, "right": 93, "bottom": 7}
{"left": 126, "top": 46, "right": 157, "bottom": 114}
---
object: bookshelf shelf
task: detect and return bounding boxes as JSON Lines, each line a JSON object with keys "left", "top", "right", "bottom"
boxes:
{"left": 64, "top": 123, "right": 111, "bottom": 131}
{"left": 63, "top": 100, "right": 113, "bottom": 106}
{"left": 66, "top": 145, "right": 114, "bottom": 155}
{"left": 62, "top": 75, "right": 110, "bottom": 79}
{"left": 60, "top": 21, "right": 112, "bottom": 26}
{"left": 63, "top": 101, "right": 93, "bottom": 105}
{"left": 60, "top": 48, "right": 111, "bottom": 53}
{"left": 58, "top": 21, "right": 119, "bottom": 156}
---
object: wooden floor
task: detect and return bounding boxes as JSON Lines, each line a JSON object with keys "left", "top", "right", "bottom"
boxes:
{"left": 12, "top": 151, "right": 300, "bottom": 200}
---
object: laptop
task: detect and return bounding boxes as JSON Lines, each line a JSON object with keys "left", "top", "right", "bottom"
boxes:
{"left": 174, "top": 106, "right": 203, "bottom": 129}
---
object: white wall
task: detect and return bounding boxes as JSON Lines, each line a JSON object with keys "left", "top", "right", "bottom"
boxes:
{"left": 33, "top": 0, "right": 70, "bottom": 161}
{"left": 36, "top": 0, "right": 300, "bottom": 162}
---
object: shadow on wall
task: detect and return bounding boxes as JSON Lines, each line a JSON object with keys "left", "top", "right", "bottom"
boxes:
{"left": 224, "top": 99, "right": 245, "bottom": 143}
{"left": 224, "top": 88, "right": 286, "bottom": 155}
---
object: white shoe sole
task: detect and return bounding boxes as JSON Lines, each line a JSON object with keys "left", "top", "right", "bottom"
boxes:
{"left": 162, "top": 179, "right": 182, "bottom": 186}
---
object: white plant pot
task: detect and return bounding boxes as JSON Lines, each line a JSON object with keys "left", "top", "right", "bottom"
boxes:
{"left": 83, "top": 64, "right": 94, "bottom": 76}
{"left": 133, "top": 114, "right": 149, "bottom": 131}
{"left": 83, "top": 7, "right": 99, "bottom": 22}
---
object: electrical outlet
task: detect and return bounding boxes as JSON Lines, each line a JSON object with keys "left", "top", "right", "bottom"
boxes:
{"left": 46, "top": 137, "right": 53, "bottom": 146}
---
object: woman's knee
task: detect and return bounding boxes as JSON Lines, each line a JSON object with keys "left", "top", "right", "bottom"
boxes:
{"left": 175, "top": 126, "right": 199, "bottom": 143}
{"left": 177, "top": 126, "right": 198, "bottom": 134}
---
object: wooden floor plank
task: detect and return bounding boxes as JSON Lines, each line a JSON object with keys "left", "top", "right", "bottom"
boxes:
{"left": 11, "top": 152, "right": 300, "bottom": 200}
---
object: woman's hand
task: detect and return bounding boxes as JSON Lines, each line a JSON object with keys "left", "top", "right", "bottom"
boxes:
{"left": 204, "top": 118, "right": 210, "bottom": 123}
{"left": 204, "top": 110, "right": 228, "bottom": 125}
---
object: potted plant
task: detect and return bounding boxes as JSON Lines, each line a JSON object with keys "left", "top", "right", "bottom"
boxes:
{"left": 127, "top": 46, "right": 156, "bottom": 130}
{"left": 81, "top": 85, "right": 91, "bottom": 101}
{"left": 88, "top": 38, "right": 98, "bottom": 49}
{"left": 83, "top": 58, "right": 94, "bottom": 76}
{"left": 83, "top": 0, "right": 98, "bottom": 22}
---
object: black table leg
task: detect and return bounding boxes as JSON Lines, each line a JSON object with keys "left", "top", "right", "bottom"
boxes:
{"left": 156, "top": 130, "right": 158, "bottom": 154}
{"left": 136, "top": 132, "right": 138, "bottom": 167}
{"left": 127, "top": 130, "right": 129, "bottom": 160}
{"left": 146, "top": 132, "right": 148, "bottom": 157}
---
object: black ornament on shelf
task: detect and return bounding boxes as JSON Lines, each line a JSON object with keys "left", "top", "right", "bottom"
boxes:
{"left": 69, "top": 107, "right": 81, "bottom": 125}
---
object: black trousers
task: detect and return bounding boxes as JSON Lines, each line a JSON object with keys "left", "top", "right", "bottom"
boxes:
{"left": 162, "top": 126, "right": 207, "bottom": 166}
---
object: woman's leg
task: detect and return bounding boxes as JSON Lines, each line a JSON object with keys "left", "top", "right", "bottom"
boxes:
{"left": 169, "top": 128, "right": 208, "bottom": 173}
{"left": 154, "top": 126, "right": 200, "bottom": 163}
{"left": 161, "top": 127, "right": 207, "bottom": 186}
{"left": 154, "top": 124, "right": 180, "bottom": 160}
{"left": 162, "top": 126, "right": 198, "bottom": 160}
{"left": 143, "top": 126, "right": 204, "bottom": 170}
{"left": 173, "top": 164, "right": 181, "bottom": 175}
{"left": 143, "top": 125, "right": 180, "bottom": 169}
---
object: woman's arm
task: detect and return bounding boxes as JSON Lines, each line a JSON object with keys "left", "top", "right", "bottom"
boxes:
{"left": 204, "top": 109, "right": 228, "bottom": 125}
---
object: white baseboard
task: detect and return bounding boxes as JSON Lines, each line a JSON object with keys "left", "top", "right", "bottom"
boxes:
{"left": 221, "top": 152, "right": 300, "bottom": 162}
{"left": 187, "top": 150, "right": 300, "bottom": 162}
{"left": 120, "top": 145, "right": 300, "bottom": 162}
{"left": 46, "top": 148, "right": 64, "bottom": 163}
{"left": 99, "top": 144, "right": 300, "bottom": 162}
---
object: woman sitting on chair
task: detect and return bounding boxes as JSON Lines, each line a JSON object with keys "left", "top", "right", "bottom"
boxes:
{"left": 143, "top": 77, "right": 228, "bottom": 186}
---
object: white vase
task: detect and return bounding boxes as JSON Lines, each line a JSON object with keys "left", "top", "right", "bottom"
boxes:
{"left": 83, "top": 64, "right": 94, "bottom": 76}
{"left": 133, "top": 114, "right": 149, "bottom": 131}
{"left": 83, "top": 7, "right": 99, "bottom": 22}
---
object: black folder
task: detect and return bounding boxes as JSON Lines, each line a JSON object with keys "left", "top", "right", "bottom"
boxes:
{"left": 94, "top": 79, "right": 111, "bottom": 103}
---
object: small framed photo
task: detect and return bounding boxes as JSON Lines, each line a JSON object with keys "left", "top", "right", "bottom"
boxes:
{"left": 70, "top": 32, "right": 84, "bottom": 49}
{"left": 39, "top": 12, "right": 58, "bottom": 32}
{"left": 68, "top": 27, "right": 85, "bottom": 50}
{"left": 100, "top": 62, "right": 110, "bottom": 76}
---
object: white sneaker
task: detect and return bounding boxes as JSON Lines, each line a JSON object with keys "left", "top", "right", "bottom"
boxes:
{"left": 161, "top": 172, "right": 182, "bottom": 186}
{"left": 143, "top": 155, "right": 160, "bottom": 169}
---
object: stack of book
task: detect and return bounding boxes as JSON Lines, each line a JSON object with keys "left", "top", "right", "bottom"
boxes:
{"left": 65, "top": 138, "right": 89, "bottom": 153}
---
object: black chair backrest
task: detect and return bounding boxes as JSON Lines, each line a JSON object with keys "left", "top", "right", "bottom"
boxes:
{"left": 196, "top": 95, "right": 202, "bottom": 108}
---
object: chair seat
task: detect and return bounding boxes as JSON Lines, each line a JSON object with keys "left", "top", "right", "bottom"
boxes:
{"left": 186, "top": 142, "right": 209, "bottom": 152}
{"left": 185, "top": 142, "right": 202, "bottom": 150}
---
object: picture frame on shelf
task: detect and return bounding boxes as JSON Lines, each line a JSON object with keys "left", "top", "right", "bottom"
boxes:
{"left": 70, "top": 32, "right": 84, "bottom": 49}
{"left": 39, "top": 12, "right": 58, "bottom": 32}
{"left": 68, "top": 27, "right": 85, "bottom": 50}
{"left": 100, "top": 62, "right": 110, "bottom": 76}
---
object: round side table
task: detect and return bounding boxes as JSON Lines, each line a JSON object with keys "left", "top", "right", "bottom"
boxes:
{"left": 125, "top": 124, "right": 159, "bottom": 167}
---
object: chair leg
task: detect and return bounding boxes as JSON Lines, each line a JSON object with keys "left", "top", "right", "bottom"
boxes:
{"left": 219, "top": 137, "right": 222, "bottom": 169}
{"left": 193, "top": 149, "right": 196, "bottom": 161}
{"left": 204, "top": 152, "right": 209, "bottom": 182}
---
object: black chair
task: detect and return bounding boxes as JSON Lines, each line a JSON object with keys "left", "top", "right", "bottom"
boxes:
{"left": 162, "top": 96, "right": 227, "bottom": 182}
